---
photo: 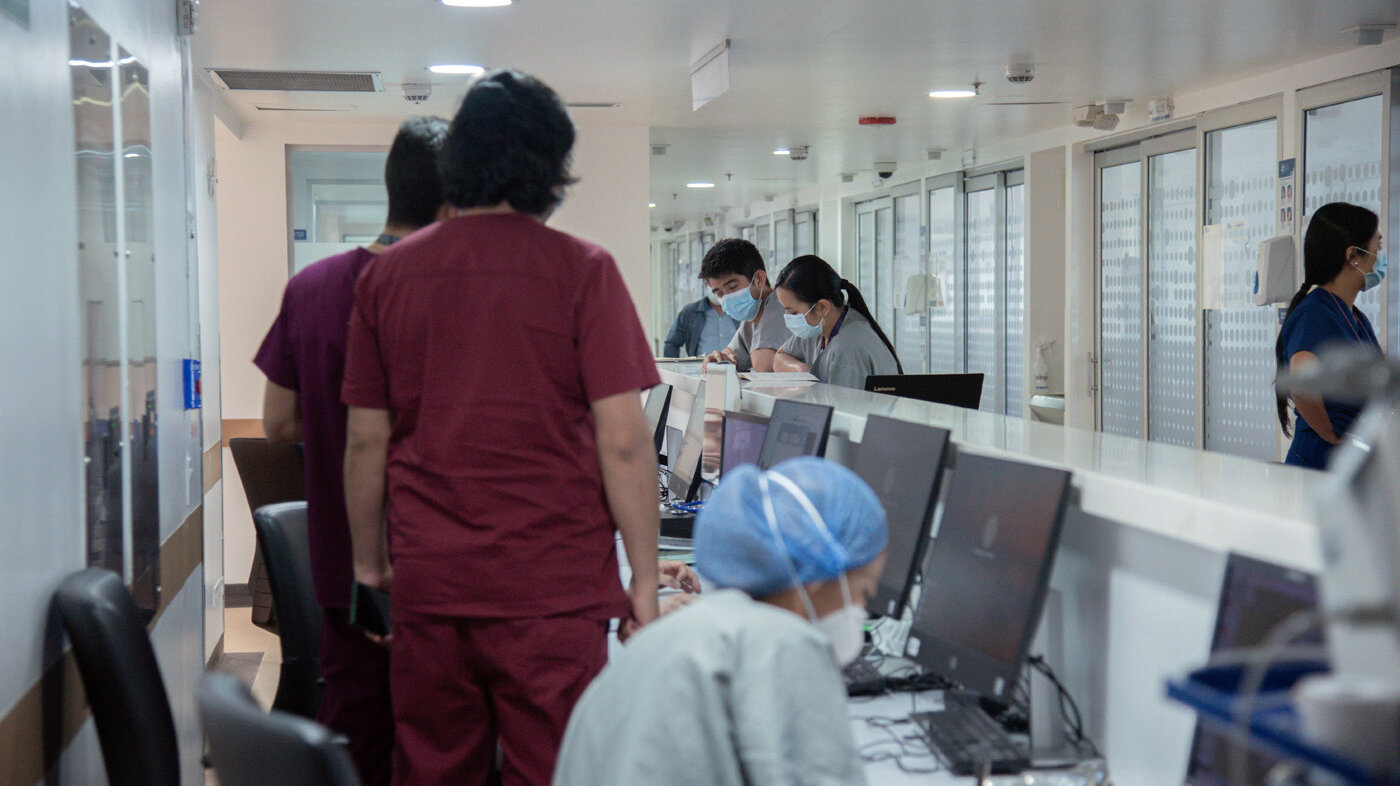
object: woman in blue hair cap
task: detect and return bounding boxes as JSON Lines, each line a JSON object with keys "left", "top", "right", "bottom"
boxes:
{"left": 553, "top": 457, "right": 888, "bottom": 786}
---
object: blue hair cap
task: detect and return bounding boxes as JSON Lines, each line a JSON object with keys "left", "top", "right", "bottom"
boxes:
{"left": 694, "top": 456, "right": 888, "bottom": 597}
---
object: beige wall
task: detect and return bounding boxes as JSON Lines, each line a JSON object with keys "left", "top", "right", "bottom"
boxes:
{"left": 215, "top": 117, "right": 652, "bottom": 585}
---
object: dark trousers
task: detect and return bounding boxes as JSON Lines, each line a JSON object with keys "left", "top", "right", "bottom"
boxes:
{"left": 390, "top": 613, "right": 608, "bottom": 786}
{"left": 319, "top": 607, "right": 395, "bottom": 786}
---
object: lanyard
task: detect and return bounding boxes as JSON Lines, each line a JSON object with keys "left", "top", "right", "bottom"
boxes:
{"left": 1321, "top": 289, "right": 1380, "bottom": 352}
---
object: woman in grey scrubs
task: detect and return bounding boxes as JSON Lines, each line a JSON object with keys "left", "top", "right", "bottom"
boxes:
{"left": 772, "top": 255, "right": 902, "bottom": 389}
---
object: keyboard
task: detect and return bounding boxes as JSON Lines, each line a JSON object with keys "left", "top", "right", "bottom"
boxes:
{"left": 842, "top": 656, "right": 886, "bottom": 696}
{"left": 911, "top": 691, "right": 1030, "bottom": 775}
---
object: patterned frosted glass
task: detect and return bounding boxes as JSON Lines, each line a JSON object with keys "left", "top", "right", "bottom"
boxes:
{"left": 1205, "top": 119, "right": 1279, "bottom": 461}
{"left": 1148, "top": 149, "right": 1198, "bottom": 447}
{"left": 795, "top": 211, "right": 816, "bottom": 256}
{"left": 1004, "top": 183, "right": 1025, "bottom": 417}
{"left": 857, "top": 209, "right": 876, "bottom": 314}
{"left": 875, "top": 206, "right": 895, "bottom": 337}
{"left": 1100, "top": 161, "right": 1143, "bottom": 438}
{"left": 755, "top": 222, "right": 773, "bottom": 267}
{"left": 1304, "top": 95, "right": 1383, "bottom": 331}
{"left": 893, "top": 194, "right": 925, "bottom": 372}
{"left": 671, "top": 241, "right": 688, "bottom": 317}
{"left": 774, "top": 216, "right": 792, "bottom": 267}
{"left": 928, "top": 187, "right": 957, "bottom": 373}
{"left": 966, "top": 189, "right": 998, "bottom": 411}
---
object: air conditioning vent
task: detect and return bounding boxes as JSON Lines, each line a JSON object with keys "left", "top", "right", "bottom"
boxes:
{"left": 253, "top": 104, "right": 356, "bottom": 112}
{"left": 208, "top": 69, "right": 383, "bottom": 93}
{"left": 566, "top": 102, "right": 621, "bottom": 109}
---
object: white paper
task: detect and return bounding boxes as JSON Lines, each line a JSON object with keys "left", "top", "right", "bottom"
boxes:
{"left": 738, "top": 372, "right": 818, "bottom": 384}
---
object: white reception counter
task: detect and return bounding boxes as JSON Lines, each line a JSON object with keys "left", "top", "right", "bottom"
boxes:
{"left": 656, "top": 363, "right": 1326, "bottom": 785}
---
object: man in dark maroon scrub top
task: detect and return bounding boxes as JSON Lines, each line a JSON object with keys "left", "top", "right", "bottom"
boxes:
{"left": 341, "top": 69, "right": 661, "bottom": 786}
{"left": 255, "top": 116, "right": 451, "bottom": 786}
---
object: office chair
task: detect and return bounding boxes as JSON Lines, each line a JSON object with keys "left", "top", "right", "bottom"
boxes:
{"left": 53, "top": 568, "right": 180, "bottom": 786}
{"left": 228, "top": 437, "right": 306, "bottom": 633}
{"left": 252, "top": 501, "right": 323, "bottom": 719}
{"left": 198, "top": 672, "right": 361, "bottom": 786}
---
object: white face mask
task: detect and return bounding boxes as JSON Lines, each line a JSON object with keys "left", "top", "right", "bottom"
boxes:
{"left": 759, "top": 473, "right": 867, "bottom": 666}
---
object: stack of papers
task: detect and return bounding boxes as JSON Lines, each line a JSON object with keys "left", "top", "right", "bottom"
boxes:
{"left": 738, "top": 371, "right": 819, "bottom": 383}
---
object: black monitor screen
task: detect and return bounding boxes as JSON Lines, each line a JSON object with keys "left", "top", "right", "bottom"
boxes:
{"left": 905, "top": 454, "right": 1071, "bottom": 701}
{"left": 756, "top": 399, "right": 833, "bottom": 469}
{"left": 853, "top": 415, "right": 951, "bottom": 619}
{"left": 721, "top": 412, "right": 769, "bottom": 477}
{"left": 1186, "top": 553, "right": 1320, "bottom": 786}
{"left": 865, "top": 373, "right": 985, "bottom": 410}
{"left": 668, "top": 381, "right": 707, "bottom": 502}
{"left": 644, "top": 384, "right": 672, "bottom": 454}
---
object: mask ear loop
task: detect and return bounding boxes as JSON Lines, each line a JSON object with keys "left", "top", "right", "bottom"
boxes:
{"left": 759, "top": 474, "right": 821, "bottom": 621}
{"left": 765, "top": 472, "right": 858, "bottom": 610}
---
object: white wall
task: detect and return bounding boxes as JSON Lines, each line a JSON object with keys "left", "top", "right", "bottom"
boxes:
{"left": 0, "top": 1, "right": 211, "bottom": 782}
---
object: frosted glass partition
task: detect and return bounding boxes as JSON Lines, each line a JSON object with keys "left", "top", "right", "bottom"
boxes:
{"left": 755, "top": 221, "right": 773, "bottom": 267}
{"left": 1205, "top": 119, "right": 1279, "bottom": 462}
{"left": 1099, "top": 161, "right": 1143, "bottom": 438}
{"left": 892, "top": 193, "right": 926, "bottom": 372}
{"left": 794, "top": 210, "right": 816, "bottom": 256}
{"left": 965, "top": 188, "right": 998, "bottom": 411}
{"left": 928, "top": 187, "right": 957, "bottom": 373}
{"left": 857, "top": 208, "right": 876, "bottom": 309}
{"left": 875, "top": 204, "right": 894, "bottom": 339}
{"left": 1304, "top": 95, "right": 1384, "bottom": 328}
{"left": 1004, "top": 183, "right": 1025, "bottom": 417}
{"left": 1147, "top": 149, "right": 1199, "bottom": 447}
{"left": 774, "top": 215, "right": 792, "bottom": 267}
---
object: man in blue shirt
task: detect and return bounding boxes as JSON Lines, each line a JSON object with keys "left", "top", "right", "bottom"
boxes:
{"left": 663, "top": 294, "right": 740, "bottom": 358}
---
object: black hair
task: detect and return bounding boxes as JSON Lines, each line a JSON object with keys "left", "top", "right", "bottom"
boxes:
{"left": 699, "top": 237, "right": 766, "bottom": 282}
{"left": 384, "top": 116, "right": 450, "bottom": 229}
{"left": 1274, "top": 202, "right": 1379, "bottom": 436}
{"left": 774, "top": 255, "right": 903, "bottom": 373}
{"left": 439, "top": 68, "right": 578, "bottom": 215}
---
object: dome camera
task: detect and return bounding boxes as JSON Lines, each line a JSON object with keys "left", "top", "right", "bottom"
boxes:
{"left": 875, "top": 162, "right": 897, "bottom": 180}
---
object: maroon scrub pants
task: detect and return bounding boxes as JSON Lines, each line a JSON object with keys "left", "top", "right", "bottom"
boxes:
{"left": 390, "top": 613, "right": 609, "bottom": 786}
{"left": 319, "top": 608, "right": 395, "bottom": 786}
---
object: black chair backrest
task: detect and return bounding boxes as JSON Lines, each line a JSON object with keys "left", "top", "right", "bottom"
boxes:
{"left": 198, "top": 672, "right": 361, "bottom": 786}
{"left": 252, "top": 501, "right": 323, "bottom": 718}
{"left": 53, "top": 568, "right": 180, "bottom": 786}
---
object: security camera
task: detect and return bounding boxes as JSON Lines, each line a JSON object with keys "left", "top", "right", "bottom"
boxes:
{"left": 403, "top": 83, "right": 432, "bottom": 104}
{"left": 875, "top": 162, "right": 897, "bottom": 180}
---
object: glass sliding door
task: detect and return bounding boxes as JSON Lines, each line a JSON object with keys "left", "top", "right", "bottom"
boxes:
{"left": 1146, "top": 146, "right": 1199, "bottom": 447}
{"left": 794, "top": 210, "right": 817, "bottom": 256}
{"left": 965, "top": 181, "right": 999, "bottom": 412}
{"left": 892, "top": 189, "right": 926, "bottom": 372}
{"left": 855, "top": 197, "right": 894, "bottom": 340}
{"left": 1004, "top": 175, "right": 1025, "bottom": 416}
{"left": 773, "top": 212, "right": 792, "bottom": 267}
{"left": 1098, "top": 157, "right": 1144, "bottom": 439}
{"left": 1204, "top": 117, "right": 1279, "bottom": 461}
{"left": 927, "top": 182, "right": 958, "bottom": 373}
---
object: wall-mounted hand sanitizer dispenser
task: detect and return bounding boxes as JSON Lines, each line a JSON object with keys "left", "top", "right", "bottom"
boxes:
{"left": 1255, "top": 234, "right": 1297, "bottom": 306}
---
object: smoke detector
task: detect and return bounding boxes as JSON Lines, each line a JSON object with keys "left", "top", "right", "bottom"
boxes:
{"left": 1005, "top": 64, "right": 1035, "bottom": 84}
{"left": 403, "top": 83, "right": 432, "bottom": 104}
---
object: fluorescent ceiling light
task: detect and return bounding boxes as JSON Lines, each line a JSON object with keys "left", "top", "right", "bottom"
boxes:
{"left": 686, "top": 182, "right": 715, "bottom": 189}
{"left": 929, "top": 89, "right": 977, "bottom": 98}
{"left": 648, "top": 202, "right": 656, "bottom": 208}
{"left": 773, "top": 148, "right": 791, "bottom": 156}
{"left": 441, "top": 0, "right": 512, "bottom": 6}
{"left": 429, "top": 64, "right": 485, "bottom": 75}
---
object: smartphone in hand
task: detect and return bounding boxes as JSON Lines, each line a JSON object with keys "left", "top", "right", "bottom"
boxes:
{"left": 349, "top": 581, "right": 392, "bottom": 637}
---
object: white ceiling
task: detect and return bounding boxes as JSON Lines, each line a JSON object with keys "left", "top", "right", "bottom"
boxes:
{"left": 193, "top": 0, "right": 1397, "bottom": 224}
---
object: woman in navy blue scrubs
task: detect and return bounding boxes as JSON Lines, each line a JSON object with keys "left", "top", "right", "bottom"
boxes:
{"left": 1275, "top": 202, "right": 1386, "bottom": 469}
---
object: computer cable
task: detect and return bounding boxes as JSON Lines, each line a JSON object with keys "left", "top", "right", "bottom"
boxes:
{"left": 1026, "top": 654, "right": 1100, "bottom": 758}
{"left": 855, "top": 715, "right": 942, "bottom": 774}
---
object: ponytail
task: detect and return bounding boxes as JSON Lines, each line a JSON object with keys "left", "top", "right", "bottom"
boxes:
{"left": 839, "top": 279, "right": 903, "bottom": 374}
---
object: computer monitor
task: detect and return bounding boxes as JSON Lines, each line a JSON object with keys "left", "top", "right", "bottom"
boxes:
{"left": 756, "top": 399, "right": 833, "bottom": 469}
{"left": 1185, "top": 553, "right": 1321, "bottom": 786}
{"left": 668, "top": 381, "right": 707, "bottom": 502}
{"left": 904, "top": 454, "right": 1072, "bottom": 702}
{"left": 853, "top": 415, "right": 952, "bottom": 619}
{"left": 644, "top": 384, "right": 672, "bottom": 455}
{"left": 865, "top": 373, "right": 985, "bottom": 410}
{"left": 720, "top": 411, "right": 769, "bottom": 477}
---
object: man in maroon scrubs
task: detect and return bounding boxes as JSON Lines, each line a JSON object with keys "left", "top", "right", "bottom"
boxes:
{"left": 342, "top": 69, "right": 661, "bottom": 786}
{"left": 255, "top": 116, "right": 450, "bottom": 786}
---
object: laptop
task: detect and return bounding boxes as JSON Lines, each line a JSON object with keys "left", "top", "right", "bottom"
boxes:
{"left": 865, "top": 373, "right": 985, "bottom": 410}
{"left": 903, "top": 453, "right": 1073, "bottom": 775}
{"left": 1184, "top": 553, "right": 1321, "bottom": 786}
{"left": 756, "top": 399, "right": 834, "bottom": 469}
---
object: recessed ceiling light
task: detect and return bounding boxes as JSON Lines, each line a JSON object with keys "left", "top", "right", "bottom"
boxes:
{"left": 429, "top": 64, "right": 486, "bottom": 75}
{"left": 772, "top": 148, "right": 791, "bottom": 156}
{"left": 686, "top": 182, "right": 715, "bottom": 189}
{"left": 648, "top": 202, "right": 656, "bottom": 208}
{"left": 440, "top": 0, "right": 512, "bottom": 7}
{"left": 929, "top": 89, "right": 978, "bottom": 99}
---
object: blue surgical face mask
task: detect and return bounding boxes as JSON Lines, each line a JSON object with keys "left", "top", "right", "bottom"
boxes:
{"left": 720, "top": 278, "right": 761, "bottom": 321}
{"left": 784, "top": 303, "right": 823, "bottom": 339}
{"left": 1357, "top": 248, "right": 1388, "bottom": 291}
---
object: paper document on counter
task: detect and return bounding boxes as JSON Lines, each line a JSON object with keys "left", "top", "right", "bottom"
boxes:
{"left": 739, "top": 371, "right": 818, "bottom": 383}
